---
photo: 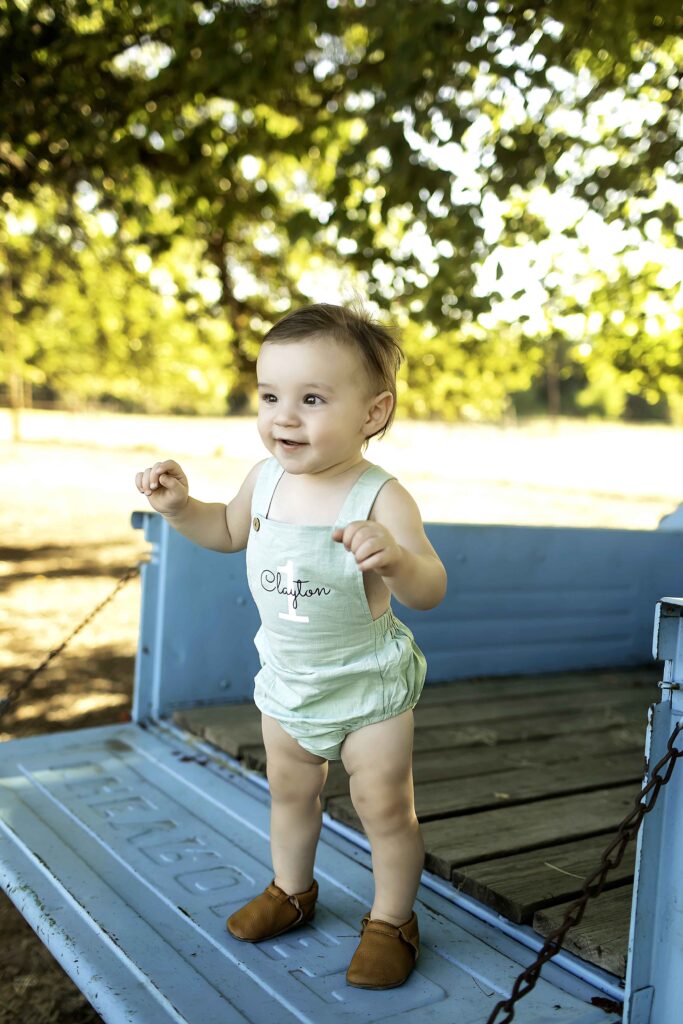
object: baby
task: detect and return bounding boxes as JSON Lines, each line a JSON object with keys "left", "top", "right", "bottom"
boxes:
{"left": 135, "top": 302, "right": 447, "bottom": 989}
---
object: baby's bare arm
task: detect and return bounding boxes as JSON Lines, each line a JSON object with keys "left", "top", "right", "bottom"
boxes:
{"left": 370, "top": 481, "right": 447, "bottom": 610}
{"left": 381, "top": 545, "right": 447, "bottom": 610}
{"left": 135, "top": 458, "right": 267, "bottom": 553}
{"left": 163, "top": 496, "right": 236, "bottom": 552}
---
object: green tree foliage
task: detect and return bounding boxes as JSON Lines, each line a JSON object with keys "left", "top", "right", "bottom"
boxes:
{"left": 1, "top": 0, "right": 682, "bottom": 420}
{"left": 575, "top": 262, "right": 683, "bottom": 421}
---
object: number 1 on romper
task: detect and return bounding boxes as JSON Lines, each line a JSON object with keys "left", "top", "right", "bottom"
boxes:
{"left": 277, "top": 559, "right": 310, "bottom": 623}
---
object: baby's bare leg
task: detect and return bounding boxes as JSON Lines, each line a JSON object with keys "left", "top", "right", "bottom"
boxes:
{"left": 341, "top": 709, "right": 424, "bottom": 926}
{"left": 261, "top": 713, "right": 328, "bottom": 895}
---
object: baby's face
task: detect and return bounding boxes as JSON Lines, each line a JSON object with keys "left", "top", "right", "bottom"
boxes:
{"left": 256, "top": 335, "right": 381, "bottom": 474}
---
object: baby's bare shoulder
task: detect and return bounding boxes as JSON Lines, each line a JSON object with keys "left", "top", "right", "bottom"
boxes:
{"left": 371, "top": 478, "right": 439, "bottom": 559}
{"left": 370, "top": 478, "right": 421, "bottom": 528}
{"left": 225, "top": 458, "right": 270, "bottom": 552}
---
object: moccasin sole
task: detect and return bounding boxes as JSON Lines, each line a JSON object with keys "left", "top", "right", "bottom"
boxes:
{"left": 228, "top": 909, "right": 316, "bottom": 943}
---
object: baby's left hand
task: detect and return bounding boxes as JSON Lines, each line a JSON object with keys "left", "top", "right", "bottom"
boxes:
{"left": 332, "top": 521, "right": 403, "bottom": 575}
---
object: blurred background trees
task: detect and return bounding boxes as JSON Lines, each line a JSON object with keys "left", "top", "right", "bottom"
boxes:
{"left": 1, "top": 0, "right": 682, "bottom": 425}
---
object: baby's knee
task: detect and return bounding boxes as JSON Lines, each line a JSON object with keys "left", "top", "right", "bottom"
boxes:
{"left": 350, "top": 777, "right": 416, "bottom": 832}
{"left": 267, "top": 756, "right": 327, "bottom": 803}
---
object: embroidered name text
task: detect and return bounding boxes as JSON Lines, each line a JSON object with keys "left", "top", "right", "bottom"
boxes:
{"left": 260, "top": 569, "right": 331, "bottom": 609}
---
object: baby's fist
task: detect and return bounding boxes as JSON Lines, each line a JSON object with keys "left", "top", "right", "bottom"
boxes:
{"left": 331, "top": 520, "right": 402, "bottom": 574}
{"left": 135, "top": 459, "right": 189, "bottom": 516}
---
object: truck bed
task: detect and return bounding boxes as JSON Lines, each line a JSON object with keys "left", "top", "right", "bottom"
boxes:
{"left": 0, "top": 718, "right": 620, "bottom": 1024}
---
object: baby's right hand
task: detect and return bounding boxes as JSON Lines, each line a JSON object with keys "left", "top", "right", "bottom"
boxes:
{"left": 135, "top": 460, "right": 189, "bottom": 516}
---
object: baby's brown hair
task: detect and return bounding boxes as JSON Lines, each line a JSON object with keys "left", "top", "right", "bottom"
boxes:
{"left": 262, "top": 302, "right": 404, "bottom": 447}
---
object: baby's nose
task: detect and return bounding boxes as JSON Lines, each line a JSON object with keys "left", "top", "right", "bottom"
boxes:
{"left": 274, "top": 402, "right": 301, "bottom": 425}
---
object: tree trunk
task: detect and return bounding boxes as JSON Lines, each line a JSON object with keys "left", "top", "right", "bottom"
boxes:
{"left": 546, "top": 335, "right": 561, "bottom": 423}
{"left": 1, "top": 247, "right": 22, "bottom": 442}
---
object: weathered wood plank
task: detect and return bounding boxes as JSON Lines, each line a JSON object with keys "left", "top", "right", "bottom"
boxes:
{"left": 171, "top": 665, "right": 657, "bottom": 737}
{"left": 533, "top": 885, "right": 633, "bottom": 978}
{"left": 173, "top": 704, "right": 260, "bottom": 732}
{"left": 415, "top": 665, "right": 657, "bottom": 705}
{"left": 452, "top": 836, "right": 636, "bottom": 924}
{"left": 410, "top": 730, "right": 644, "bottom": 790}
{"left": 174, "top": 674, "right": 653, "bottom": 730}
{"left": 174, "top": 699, "right": 650, "bottom": 760}
{"left": 241, "top": 732, "right": 645, "bottom": 815}
{"left": 413, "top": 686, "right": 650, "bottom": 728}
{"left": 173, "top": 704, "right": 262, "bottom": 758}
{"left": 234, "top": 726, "right": 645, "bottom": 794}
{"left": 460, "top": 727, "right": 644, "bottom": 770}
{"left": 325, "top": 751, "right": 643, "bottom": 827}
{"left": 412, "top": 704, "right": 647, "bottom": 753}
{"left": 240, "top": 744, "right": 268, "bottom": 771}
{"left": 173, "top": 673, "right": 653, "bottom": 760}
{"left": 419, "top": 784, "right": 639, "bottom": 877}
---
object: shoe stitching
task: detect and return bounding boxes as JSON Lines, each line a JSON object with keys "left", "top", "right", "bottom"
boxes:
{"left": 358, "top": 914, "right": 419, "bottom": 961}
{"left": 287, "top": 894, "right": 305, "bottom": 925}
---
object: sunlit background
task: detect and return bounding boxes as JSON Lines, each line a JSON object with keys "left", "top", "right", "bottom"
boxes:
{"left": 2, "top": 3, "right": 683, "bottom": 1017}
{"left": 3, "top": 0, "right": 683, "bottom": 428}
{"left": 3, "top": 0, "right": 683, "bottom": 716}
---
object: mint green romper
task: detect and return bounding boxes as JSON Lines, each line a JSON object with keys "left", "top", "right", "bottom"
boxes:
{"left": 245, "top": 457, "right": 427, "bottom": 761}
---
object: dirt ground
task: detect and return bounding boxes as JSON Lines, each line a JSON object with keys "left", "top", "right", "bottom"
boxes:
{"left": 1, "top": 411, "right": 682, "bottom": 1022}
{"left": 0, "top": 441, "right": 145, "bottom": 1024}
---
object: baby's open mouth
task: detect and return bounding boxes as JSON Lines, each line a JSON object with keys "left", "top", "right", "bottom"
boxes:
{"left": 278, "top": 439, "right": 306, "bottom": 447}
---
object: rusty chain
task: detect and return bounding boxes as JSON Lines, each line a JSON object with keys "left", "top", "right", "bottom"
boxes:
{"left": 0, "top": 565, "right": 141, "bottom": 720}
{"left": 486, "top": 717, "right": 683, "bottom": 1024}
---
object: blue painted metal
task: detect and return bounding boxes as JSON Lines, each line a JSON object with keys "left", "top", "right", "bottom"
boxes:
{"left": 131, "top": 511, "right": 261, "bottom": 718}
{"left": 132, "top": 511, "right": 683, "bottom": 719}
{"left": 0, "top": 720, "right": 620, "bottom": 1024}
{"left": 4, "top": 511, "right": 681, "bottom": 1021}
{"left": 657, "top": 501, "right": 683, "bottom": 529}
{"left": 624, "top": 597, "right": 683, "bottom": 1024}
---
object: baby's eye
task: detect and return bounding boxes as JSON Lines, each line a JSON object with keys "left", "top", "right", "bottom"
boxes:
{"left": 304, "top": 394, "right": 324, "bottom": 405}
{"left": 260, "top": 393, "right": 276, "bottom": 403}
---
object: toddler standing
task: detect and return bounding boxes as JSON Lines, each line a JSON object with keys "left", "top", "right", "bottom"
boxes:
{"left": 135, "top": 302, "right": 447, "bottom": 988}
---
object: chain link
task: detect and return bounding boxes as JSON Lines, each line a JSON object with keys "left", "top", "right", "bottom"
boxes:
{"left": 486, "top": 717, "right": 683, "bottom": 1024}
{"left": 0, "top": 565, "right": 141, "bottom": 720}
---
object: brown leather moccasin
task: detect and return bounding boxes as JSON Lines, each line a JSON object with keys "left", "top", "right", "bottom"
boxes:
{"left": 346, "top": 910, "right": 420, "bottom": 989}
{"left": 226, "top": 878, "right": 318, "bottom": 942}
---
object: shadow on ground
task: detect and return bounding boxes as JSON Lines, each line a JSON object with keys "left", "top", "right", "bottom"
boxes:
{"left": 1, "top": 539, "right": 139, "bottom": 1024}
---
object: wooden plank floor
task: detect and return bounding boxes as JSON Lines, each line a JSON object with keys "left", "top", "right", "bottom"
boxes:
{"left": 173, "top": 664, "right": 660, "bottom": 979}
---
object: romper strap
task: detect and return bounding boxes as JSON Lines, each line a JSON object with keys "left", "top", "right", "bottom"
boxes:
{"left": 251, "top": 458, "right": 396, "bottom": 523}
{"left": 251, "top": 457, "right": 284, "bottom": 517}
{"left": 334, "top": 465, "right": 397, "bottom": 528}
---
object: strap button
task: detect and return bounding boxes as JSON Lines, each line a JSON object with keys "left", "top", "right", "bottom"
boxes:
{"left": 253, "top": 516, "right": 260, "bottom": 531}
